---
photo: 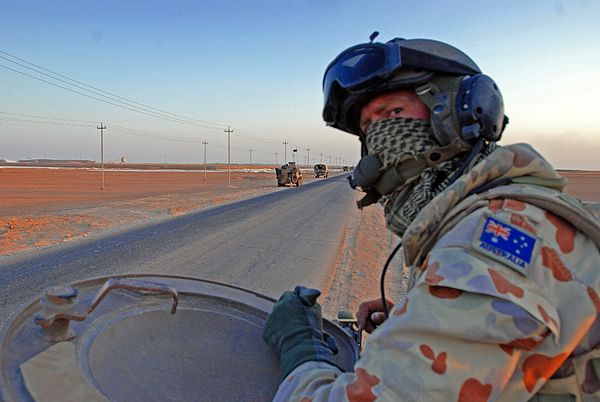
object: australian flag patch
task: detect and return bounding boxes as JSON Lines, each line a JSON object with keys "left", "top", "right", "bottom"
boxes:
{"left": 475, "top": 215, "right": 538, "bottom": 274}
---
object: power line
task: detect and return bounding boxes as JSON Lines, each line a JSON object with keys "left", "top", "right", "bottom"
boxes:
{"left": 231, "top": 127, "right": 282, "bottom": 144}
{"left": 0, "top": 116, "right": 94, "bottom": 128}
{"left": 0, "top": 111, "right": 210, "bottom": 143}
{"left": 1, "top": 112, "right": 347, "bottom": 162}
{"left": 0, "top": 51, "right": 298, "bottom": 148}
{"left": 0, "top": 52, "right": 227, "bottom": 130}
{"left": 0, "top": 112, "right": 284, "bottom": 153}
{"left": 1, "top": 61, "right": 295, "bottom": 147}
{"left": 0, "top": 62, "right": 228, "bottom": 130}
{"left": 0, "top": 50, "right": 227, "bottom": 128}
{"left": 109, "top": 127, "right": 206, "bottom": 143}
{"left": 0, "top": 111, "right": 97, "bottom": 124}
{"left": 0, "top": 51, "right": 349, "bottom": 159}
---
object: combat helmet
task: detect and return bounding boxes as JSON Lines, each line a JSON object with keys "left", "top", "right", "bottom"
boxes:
{"left": 323, "top": 33, "right": 509, "bottom": 208}
{"left": 322, "top": 33, "right": 508, "bottom": 153}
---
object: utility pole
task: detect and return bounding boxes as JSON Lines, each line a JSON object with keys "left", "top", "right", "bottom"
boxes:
{"left": 282, "top": 141, "right": 288, "bottom": 164}
{"left": 97, "top": 123, "right": 106, "bottom": 190}
{"left": 248, "top": 149, "right": 252, "bottom": 165}
{"left": 275, "top": 152, "right": 278, "bottom": 165}
{"left": 202, "top": 140, "right": 208, "bottom": 181}
{"left": 306, "top": 148, "right": 310, "bottom": 167}
{"left": 329, "top": 156, "right": 332, "bottom": 165}
{"left": 224, "top": 126, "right": 233, "bottom": 187}
{"left": 320, "top": 153, "right": 323, "bottom": 163}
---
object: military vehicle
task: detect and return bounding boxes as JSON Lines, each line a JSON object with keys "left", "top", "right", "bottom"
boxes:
{"left": 275, "top": 162, "right": 303, "bottom": 187}
{"left": 0, "top": 274, "right": 360, "bottom": 401}
{"left": 313, "top": 163, "right": 329, "bottom": 178}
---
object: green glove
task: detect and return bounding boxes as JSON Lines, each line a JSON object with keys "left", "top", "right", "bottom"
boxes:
{"left": 262, "top": 286, "right": 338, "bottom": 379}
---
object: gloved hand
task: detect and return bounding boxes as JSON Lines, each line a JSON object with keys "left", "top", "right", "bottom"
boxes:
{"left": 262, "top": 286, "right": 338, "bottom": 379}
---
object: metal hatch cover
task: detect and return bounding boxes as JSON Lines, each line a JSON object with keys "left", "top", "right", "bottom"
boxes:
{"left": 0, "top": 274, "right": 359, "bottom": 402}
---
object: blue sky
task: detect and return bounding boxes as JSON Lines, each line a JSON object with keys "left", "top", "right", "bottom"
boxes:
{"left": 1, "top": 1, "right": 599, "bottom": 168}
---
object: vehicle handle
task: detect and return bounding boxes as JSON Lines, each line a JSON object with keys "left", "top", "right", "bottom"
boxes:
{"left": 34, "top": 277, "right": 179, "bottom": 341}
{"left": 89, "top": 277, "right": 179, "bottom": 314}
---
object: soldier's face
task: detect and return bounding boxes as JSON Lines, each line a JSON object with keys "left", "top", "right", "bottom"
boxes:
{"left": 359, "top": 90, "right": 431, "bottom": 134}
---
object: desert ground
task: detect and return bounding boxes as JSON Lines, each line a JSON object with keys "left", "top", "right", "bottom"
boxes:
{"left": 0, "top": 165, "right": 297, "bottom": 255}
{"left": 1, "top": 166, "right": 599, "bottom": 318}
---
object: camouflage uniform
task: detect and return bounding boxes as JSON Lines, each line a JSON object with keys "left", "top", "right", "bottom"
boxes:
{"left": 273, "top": 143, "right": 600, "bottom": 402}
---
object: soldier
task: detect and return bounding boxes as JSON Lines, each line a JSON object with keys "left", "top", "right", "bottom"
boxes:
{"left": 263, "top": 34, "right": 600, "bottom": 401}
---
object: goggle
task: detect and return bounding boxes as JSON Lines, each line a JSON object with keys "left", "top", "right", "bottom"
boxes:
{"left": 322, "top": 42, "right": 402, "bottom": 103}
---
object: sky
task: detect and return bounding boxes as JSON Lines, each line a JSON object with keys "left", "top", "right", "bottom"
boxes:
{"left": 1, "top": 0, "right": 599, "bottom": 168}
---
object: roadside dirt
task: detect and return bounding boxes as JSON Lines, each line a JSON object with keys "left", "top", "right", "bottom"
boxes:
{"left": 0, "top": 166, "right": 298, "bottom": 256}
{"left": 320, "top": 200, "right": 405, "bottom": 320}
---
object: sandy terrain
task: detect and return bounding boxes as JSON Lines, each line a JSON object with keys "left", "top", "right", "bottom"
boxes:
{"left": 558, "top": 170, "right": 600, "bottom": 202}
{"left": 0, "top": 165, "right": 298, "bottom": 256}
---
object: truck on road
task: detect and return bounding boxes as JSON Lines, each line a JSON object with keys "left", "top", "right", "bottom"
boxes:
{"left": 314, "top": 164, "right": 329, "bottom": 178}
{"left": 275, "top": 162, "right": 303, "bottom": 187}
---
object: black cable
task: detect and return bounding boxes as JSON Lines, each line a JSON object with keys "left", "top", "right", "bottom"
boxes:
{"left": 447, "top": 139, "right": 485, "bottom": 185}
{"left": 380, "top": 240, "right": 403, "bottom": 318}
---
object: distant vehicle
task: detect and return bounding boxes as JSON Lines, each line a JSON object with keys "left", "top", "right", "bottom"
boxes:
{"left": 342, "top": 166, "right": 351, "bottom": 172}
{"left": 314, "top": 164, "right": 329, "bottom": 178}
{"left": 275, "top": 162, "right": 303, "bottom": 187}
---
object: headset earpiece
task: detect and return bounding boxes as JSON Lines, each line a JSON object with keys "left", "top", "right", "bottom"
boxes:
{"left": 422, "top": 74, "right": 507, "bottom": 146}
{"left": 456, "top": 74, "right": 506, "bottom": 143}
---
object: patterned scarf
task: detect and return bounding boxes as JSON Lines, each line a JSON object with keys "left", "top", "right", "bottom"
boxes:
{"left": 364, "top": 117, "right": 495, "bottom": 237}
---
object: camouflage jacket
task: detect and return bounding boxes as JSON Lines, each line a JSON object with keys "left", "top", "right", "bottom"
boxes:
{"left": 273, "top": 143, "right": 600, "bottom": 402}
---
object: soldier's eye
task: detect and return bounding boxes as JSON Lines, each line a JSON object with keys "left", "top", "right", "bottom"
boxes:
{"left": 391, "top": 107, "right": 403, "bottom": 115}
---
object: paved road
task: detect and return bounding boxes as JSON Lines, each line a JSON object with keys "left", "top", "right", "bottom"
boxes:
{"left": 0, "top": 175, "right": 356, "bottom": 329}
